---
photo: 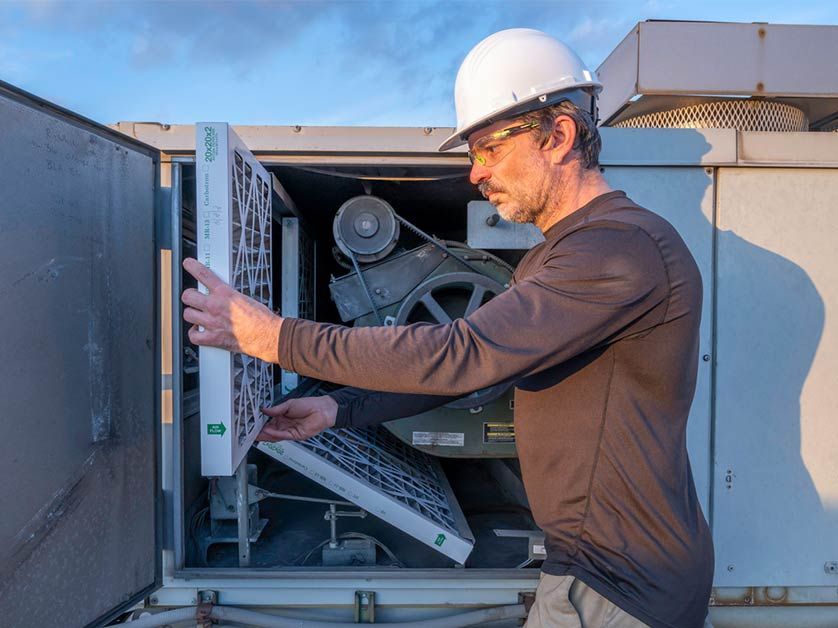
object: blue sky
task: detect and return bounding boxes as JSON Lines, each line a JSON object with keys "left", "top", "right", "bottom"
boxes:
{"left": 2, "top": 0, "right": 837, "bottom": 127}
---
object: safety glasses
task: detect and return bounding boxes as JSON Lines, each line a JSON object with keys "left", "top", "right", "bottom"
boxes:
{"left": 467, "top": 121, "right": 540, "bottom": 167}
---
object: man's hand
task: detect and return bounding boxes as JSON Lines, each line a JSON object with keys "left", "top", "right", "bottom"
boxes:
{"left": 256, "top": 396, "right": 338, "bottom": 442}
{"left": 181, "top": 258, "right": 281, "bottom": 364}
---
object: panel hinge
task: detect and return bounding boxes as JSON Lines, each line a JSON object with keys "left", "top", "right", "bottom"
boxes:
{"left": 354, "top": 590, "right": 376, "bottom": 623}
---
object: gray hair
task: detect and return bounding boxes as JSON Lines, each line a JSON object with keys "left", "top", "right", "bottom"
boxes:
{"left": 521, "top": 100, "right": 601, "bottom": 170}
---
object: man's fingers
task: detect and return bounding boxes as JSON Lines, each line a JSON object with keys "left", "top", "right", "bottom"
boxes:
{"left": 183, "top": 258, "right": 225, "bottom": 292}
{"left": 262, "top": 399, "right": 314, "bottom": 420}
{"left": 261, "top": 400, "right": 293, "bottom": 417}
{"left": 181, "top": 287, "right": 210, "bottom": 310}
{"left": 183, "top": 307, "right": 212, "bottom": 328}
{"left": 256, "top": 424, "right": 300, "bottom": 442}
{"left": 188, "top": 324, "right": 224, "bottom": 348}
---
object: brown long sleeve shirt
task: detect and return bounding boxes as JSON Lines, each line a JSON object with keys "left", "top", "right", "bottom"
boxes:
{"left": 277, "top": 191, "right": 714, "bottom": 628}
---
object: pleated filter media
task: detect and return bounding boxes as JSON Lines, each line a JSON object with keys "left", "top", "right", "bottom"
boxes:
{"left": 196, "top": 123, "right": 273, "bottom": 476}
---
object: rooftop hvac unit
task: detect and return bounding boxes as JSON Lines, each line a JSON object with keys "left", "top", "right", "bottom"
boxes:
{"left": 597, "top": 21, "right": 838, "bottom": 132}
{"left": 196, "top": 123, "right": 274, "bottom": 476}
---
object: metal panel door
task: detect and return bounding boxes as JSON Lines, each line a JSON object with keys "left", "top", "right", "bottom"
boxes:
{"left": 0, "top": 82, "right": 160, "bottom": 626}
{"left": 714, "top": 167, "right": 838, "bottom": 586}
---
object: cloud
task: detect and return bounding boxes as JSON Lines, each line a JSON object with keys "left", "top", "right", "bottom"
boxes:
{"left": 15, "top": 0, "right": 798, "bottom": 125}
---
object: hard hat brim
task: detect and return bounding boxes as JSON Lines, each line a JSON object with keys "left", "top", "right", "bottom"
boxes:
{"left": 437, "top": 85, "right": 600, "bottom": 152}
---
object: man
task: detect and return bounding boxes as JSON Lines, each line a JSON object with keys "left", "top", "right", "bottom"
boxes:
{"left": 182, "top": 29, "right": 714, "bottom": 628}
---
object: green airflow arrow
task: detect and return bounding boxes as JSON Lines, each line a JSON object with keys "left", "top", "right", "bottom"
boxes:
{"left": 207, "top": 422, "right": 226, "bottom": 436}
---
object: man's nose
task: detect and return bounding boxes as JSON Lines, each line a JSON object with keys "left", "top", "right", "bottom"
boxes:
{"left": 469, "top": 161, "right": 491, "bottom": 186}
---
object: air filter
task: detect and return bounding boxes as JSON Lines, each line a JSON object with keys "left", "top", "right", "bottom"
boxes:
{"left": 258, "top": 428, "right": 475, "bottom": 563}
{"left": 197, "top": 122, "right": 273, "bottom": 476}
{"left": 613, "top": 99, "right": 808, "bottom": 132}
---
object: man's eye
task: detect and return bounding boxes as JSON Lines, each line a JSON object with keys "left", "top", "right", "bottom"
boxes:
{"left": 484, "top": 144, "right": 501, "bottom": 154}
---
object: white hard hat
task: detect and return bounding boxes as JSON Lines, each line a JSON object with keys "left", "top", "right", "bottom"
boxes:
{"left": 438, "top": 28, "right": 602, "bottom": 152}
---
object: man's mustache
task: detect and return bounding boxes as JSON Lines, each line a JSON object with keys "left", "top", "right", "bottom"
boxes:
{"left": 478, "top": 181, "right": 504, "bottom": 199}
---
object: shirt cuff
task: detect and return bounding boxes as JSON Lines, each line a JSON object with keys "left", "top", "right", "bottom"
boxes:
{"left": 277, "top": 316, "right": 301, "bottom": 371}
{"left": 329, "top": 397, "right": 352, "bottom": 429}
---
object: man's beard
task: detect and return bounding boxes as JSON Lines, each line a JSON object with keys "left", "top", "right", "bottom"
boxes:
{"left": 478, "top": 180, "right": 540, "bottom": 224}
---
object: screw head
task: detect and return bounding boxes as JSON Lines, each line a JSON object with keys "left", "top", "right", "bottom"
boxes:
{"left": 727, "top": 564, "right": 735, "bottom": 572}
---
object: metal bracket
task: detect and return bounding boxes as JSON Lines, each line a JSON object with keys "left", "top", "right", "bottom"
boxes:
{"left": 354, "top": 590, "right": 376, "bottom": 623}
{"left": 196, "top": 590, "right": 217, "bottom": 628}
{"left": 325, "top": 503, "right": 367, "bottom": 548}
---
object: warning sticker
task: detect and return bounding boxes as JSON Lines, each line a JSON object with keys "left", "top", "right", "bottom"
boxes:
{"left": 412, "top": 431, "right": 465, "bottom": 447}
{"left": 483, "top": 421, "right": 515, "bottom": 444}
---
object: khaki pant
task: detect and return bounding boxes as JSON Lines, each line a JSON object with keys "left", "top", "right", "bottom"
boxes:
{"left": 524, "top": 573, "right": 714, "bottom": 628}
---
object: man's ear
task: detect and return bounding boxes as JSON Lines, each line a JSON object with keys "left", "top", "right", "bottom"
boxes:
{"left": 547, "top": 115, "right": 578, "bottom": 165}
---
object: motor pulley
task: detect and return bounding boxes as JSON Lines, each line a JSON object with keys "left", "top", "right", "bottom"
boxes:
{"left": 333, "top": 195, "right": 400, "bottom": 263}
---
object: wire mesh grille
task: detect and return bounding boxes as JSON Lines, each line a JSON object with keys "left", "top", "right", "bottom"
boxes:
{"left": 232, "top": 149, "right": 273, "bottom": 446}
{"left": 614, "top": 99, "right": 808, "bottom": 132}
{"left": 297, "top": 428, "right": 460, "bottom": 533}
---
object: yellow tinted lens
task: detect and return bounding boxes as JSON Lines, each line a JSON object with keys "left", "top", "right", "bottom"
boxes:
{"left": 469, "top": 150, "right": 487, "bottom": 166}
{"left": 471, "top": 141, "right": 511, "bottom": 167}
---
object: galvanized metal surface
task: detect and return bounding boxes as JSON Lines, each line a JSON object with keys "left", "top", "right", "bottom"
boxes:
{"left": 737, "top": 132, "right": 838, "bottom": 167}
{"left": 155, "top": 573, "right": 538, "bottom": 607}
{"left": 0, "top": 82, "right": 160, "bottom": 625}
{"left": 600, "top": 128, "right": 738, "bottom": 166}
{"left": 713, "top": 167, "right": 838, "bottom": 586}
{"left": 113, "top": 123, "right": 838, "bottom": 172}
{"left": 597, "top": 21, "right": 838, "bottom": 126}
{"left": 279, "top": 217, "right": 313, "bottom": 395}
{"left": 466, "top": 201, "right": 544, "bottom": 249}
{"left": 113, "top": 121, "right": 462, "bottom": 156}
